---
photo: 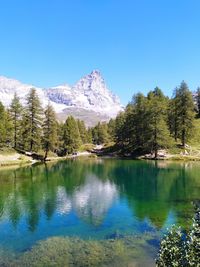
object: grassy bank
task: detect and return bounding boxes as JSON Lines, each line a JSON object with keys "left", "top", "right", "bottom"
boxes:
{"left": 0, "top": 146, "right": 96, "bottom": 168}
{"left": 99, "top": 138, "right": 200, "bottom": 161}
{"left": 0, "top": 148, "right": 33, "bottom": 167}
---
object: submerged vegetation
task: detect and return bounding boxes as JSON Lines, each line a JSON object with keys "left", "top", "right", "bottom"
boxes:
{"left": 0, "top": 203, "right": 199, "bottom": 267}
{"left": 0, "top": 156, "right": 199, "bottom": 265}
{"left": 0, "top": 235, "right": 155, "bottom": 267}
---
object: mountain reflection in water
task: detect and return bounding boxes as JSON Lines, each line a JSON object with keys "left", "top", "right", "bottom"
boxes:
{"left": 57, "top": 174, "right": 118, "bottom": 225}
{"left": 0, "top": 158, "right": 199, "bottom": 251}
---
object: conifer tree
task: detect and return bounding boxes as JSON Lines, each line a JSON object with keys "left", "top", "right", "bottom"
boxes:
{"left": 92, "top": 122, "right": 109, "bottom": 145}
{"left": 43, "top": 103, "right": 57, "bottom": 160}
{"left": 175, "top": 81, "right": 195, "bottom": 147}
{"left": 130, "top": 93, "right": 149, "bottom": 153}
{"left": 114, "top": 112, "right": 126, "bottom": 147}
{"left": 91, "top": 126, "right": 99, "bottom": 145}
{"left": 97, "top": 122, "right": 109, "bottom": 144}
{"left": 107, "top": 118, "right": 116, "bottom": 141}
{"left": 86, "top": 127, "right": 93, "bottom": 144}
{"left": 147, "top": 88, "right": 172, "bottom": 158}
{"left": 0, "top": 101, "right": 6, "bottom": 147}
{"left": 196, "top": 87, "right": 200, "bottom": 117}
{"left": 168, "top": 88, "right": 179, "bottom": 142}
{"left": 121, "top": 104, "right": 135, "bottom": 149}
{"left": 77, "top": 119, "right": 87, "bottom": 144}
{"left": 4, "top": 110, "right": 14, "bottom": 147}
{"left": 22, "top": 88, "right": 43, "bottom": 152}
{"left": 0, "top": 102, "right": 13, "bottom": 148}
{"left": 63, "top": 116, "right": 81, "bottom": 154}
{"left": 10, "top": 93, "right": 22, "bottom": 149}
{"left": 56, "top": 122, "right": 65, "bottom": 149}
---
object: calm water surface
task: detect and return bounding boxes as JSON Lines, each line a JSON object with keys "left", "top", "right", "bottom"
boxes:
{"left": 0, "top": 158, "right": 200, "bottom": 264}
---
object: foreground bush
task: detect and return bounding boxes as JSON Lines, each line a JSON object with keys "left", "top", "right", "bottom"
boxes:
{"left": 156, "top": 203, "right": 200, "bottom": 266}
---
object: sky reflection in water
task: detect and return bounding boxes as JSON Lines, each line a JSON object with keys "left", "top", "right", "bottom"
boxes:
{"left": 0, "top": 159, "right": 199, "bottom": 252}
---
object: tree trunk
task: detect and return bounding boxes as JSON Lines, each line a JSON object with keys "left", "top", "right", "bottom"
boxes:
{"left": 14, "top": 123, "right": 17, "bottom": 149}
{"left": 154, "top": 120, "right": 158, "bottom": 159}
{"left": 182, "top": 129, "right": 185, "bottom": 147}
{"left": 30, "top": 140, "right": 33, "bottom": 152}
{"left": 154, "top": 147, "right": 158, "bottom": 159}
{"left": 174, "top": 127, "right": 177, "bottom": 142}
{"left": 44, "top": 149, "right": 48, "bottom": 161}
{"left": 14, "top": 112, "right": 17, "bottom": 149}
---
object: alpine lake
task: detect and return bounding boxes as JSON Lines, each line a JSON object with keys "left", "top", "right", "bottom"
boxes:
{"left": 0, "top": 158, "right": 199, "bottom": 266}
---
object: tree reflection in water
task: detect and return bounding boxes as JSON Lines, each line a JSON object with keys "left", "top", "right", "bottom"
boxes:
{"left": 0, "top": 158, "right": 199, "bottom": 251}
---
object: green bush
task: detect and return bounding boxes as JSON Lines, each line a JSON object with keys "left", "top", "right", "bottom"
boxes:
{"left": 156, "top": 204, "right": 200, "bottom": 266}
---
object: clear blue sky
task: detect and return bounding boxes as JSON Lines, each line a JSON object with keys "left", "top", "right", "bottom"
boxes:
{"left": 0, "top": 0, "right": 200, "bottom": 105}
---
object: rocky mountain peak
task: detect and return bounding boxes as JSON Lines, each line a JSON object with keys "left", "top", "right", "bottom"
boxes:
{"left": 90, "top": 69, "right": 101, "bottom": 75}
{"left": 0, "top": 71, "right": 123, "bottom": 126}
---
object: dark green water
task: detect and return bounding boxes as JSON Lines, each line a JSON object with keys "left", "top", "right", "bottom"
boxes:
{"left": 0, "top": 158, "right": 200, "bottom": 266}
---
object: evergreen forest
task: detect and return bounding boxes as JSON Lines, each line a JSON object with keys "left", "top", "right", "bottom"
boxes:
{"left": 0, "top": 81, "right": 200, "bottom": 160}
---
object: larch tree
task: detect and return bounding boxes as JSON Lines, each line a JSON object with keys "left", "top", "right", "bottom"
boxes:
{"left": 22, "top": 88, "right": 43, "bottom": 152}
{"left": 0, "top": 102, "right": 13, "bottom": 148}
{"left": 114, "top": 111, "right": 126, "bottom": 147}
{"left": 86, "top": 127, "right": 93, "bottom": 144}
{"left": 77, "top": 119, "right": 87, "bottom": 144}
{"left": 43, "top": 103, "right": 57, "bottom": 160}
{"left": 130, "top": 93, "right": 149, "bottom": 153}
{"left": 107, "top": 118, "right": 116, "bottom": 142}
{"left": 196, "top": 87, "right": 200, "bottom": 117}
{"left": 168, "top": 88, "right": 179, "bottom": 142}
{"left": 0, "top": 101, "right": 6, "bottom": 147}
{"left": 63, "top": 116, "right": 81, "bottom": 154}
{"left": 10, "top": 93, "right": 22, "bottom": 149}
{"left": 147, "top": 87, "right": 172, "bottom": 158}
{"left": 92, "top": 122, "right": 109, "bottom": 145}
{"left": 175, "top": 81, "right": 195, "bottom": 147}
{"left": 4, "top": 110, "right": 14, "bottom": 147}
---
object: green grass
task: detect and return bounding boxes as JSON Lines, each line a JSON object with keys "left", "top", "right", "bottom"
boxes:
{"left": 0, "top": 159, "right": 32, "bottom": 167}
{"left": 79, "top": 143, "right": 95, "bottom": 152}
{"left": 0, "top": 147, "right": 16, "bottom": 155}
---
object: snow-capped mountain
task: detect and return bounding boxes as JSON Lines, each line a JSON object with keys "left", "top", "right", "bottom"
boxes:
{"left": 0, "top": 76, "right": 49, "bottom": 107}
{"left": 0, "top": 70, "right": 123, "bottom": 126}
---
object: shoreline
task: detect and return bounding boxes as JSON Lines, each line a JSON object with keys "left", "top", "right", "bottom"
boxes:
{"left": 96, "top": 151, "right": 200, "bottom": 162}
{"left": 0, "top": 151, "right": 96, "bottom": 169}
{"left": 1, "top": 150, "right": 200, "bottom": 170}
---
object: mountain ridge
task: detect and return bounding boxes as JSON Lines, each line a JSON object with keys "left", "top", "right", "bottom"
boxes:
{"left": 0, "top": 70, "right": 123, "bottom": 126}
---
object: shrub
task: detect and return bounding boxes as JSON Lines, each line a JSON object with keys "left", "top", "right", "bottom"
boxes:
{"left": 156, "top": 203, "right": 200, "bottom": 266}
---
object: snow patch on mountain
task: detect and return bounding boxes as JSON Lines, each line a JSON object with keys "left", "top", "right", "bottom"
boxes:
{"left": 0, "top": 76, "right": 48, "bottom": 107}
{"left": 0, "top": 71, "right": 123, "bottom": 124}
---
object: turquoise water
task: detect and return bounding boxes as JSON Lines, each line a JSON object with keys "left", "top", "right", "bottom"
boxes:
{"left": 0, "top": 158, "right": 199, "bottom": 264}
